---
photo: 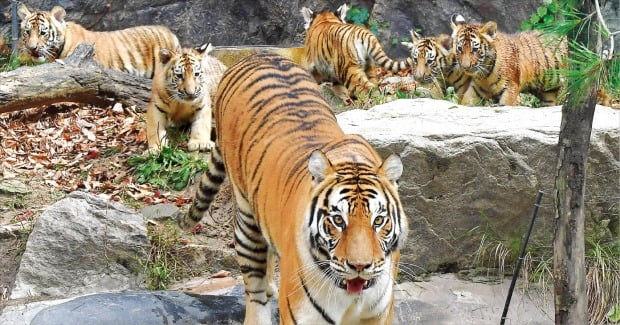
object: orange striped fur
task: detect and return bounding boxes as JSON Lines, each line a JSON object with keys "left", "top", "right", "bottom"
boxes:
{"left": 146, "top": 43, "right": 227, "bottom": 153}
{"left": 18, "top": 5, "right": 179, "bottom": 78}
{"left": 401, "top": 32, "right": 471, "bottom": 100}
{"left": 450, "top": 15, "right": 566, "bottom": 106}
{"left": 182, "top": 53, "right": 408, "bottom": 325}
{"left": 301, "top": 5, "right": 412, "bottom": 99}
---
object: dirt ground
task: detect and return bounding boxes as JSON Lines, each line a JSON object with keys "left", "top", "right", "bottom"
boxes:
{"left": 0, "top": 103, "right": 235, "bottom": 310}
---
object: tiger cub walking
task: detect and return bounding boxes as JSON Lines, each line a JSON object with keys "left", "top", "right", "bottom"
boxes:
{"left": 18, "top": 5, "right": 179, "bottom": 78}
{"left": 301, "top": 4, "right": 412, "bottom": 99}
{"left": 450, "top": 14, "right": 566, "bottom": 106}
{"left": 181, "top": 53, "right": 408, "bottom": 325}
{"left": 146, "top": 43, "right": 227, "bottom": 152}
{"left": 401, "top": 31, "right": 470, "bottom": 100}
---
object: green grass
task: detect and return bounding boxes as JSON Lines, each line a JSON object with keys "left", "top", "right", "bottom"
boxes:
{"left": 0, "top": 53, "right": 22, "bottom": 72}
{"left": 520, "top": 92, "right": 542, "bottom": 108}
{"left": 128, "top": 146, "right": 207, "bottom": 191}
{"left": 471, "top": 211, "right": 620, "bottom": 324}
{"left": 443, "top": 86, "right": 459, "bottom": 104}
{"left": 141, "top": 221, "right": 187, "bottom": 290}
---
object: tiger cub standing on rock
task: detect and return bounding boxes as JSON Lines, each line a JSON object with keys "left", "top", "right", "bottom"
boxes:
{"left": 18, "top": 5, "right": 179, "bottom": 78}
{"left": 450, "top": 14, "right": 566, "bottom": 106}
{"left": 301, "top": 4, "right": 412, "bottom": 99}
{"left": 180, "top": 53, "right": 408, "bottom": 325}
{"left": 401, "top": 31, "right": 470, "bottom": 100}
{"left": 146, "top": 43, "right": 227, "bottom": 152}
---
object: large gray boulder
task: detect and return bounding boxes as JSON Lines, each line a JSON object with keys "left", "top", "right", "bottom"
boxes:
{"left": 10, "top": 191, "right": 148, "bottom": 299}
{"left": 337, "top": 99, "right": 619, "bottom": 272}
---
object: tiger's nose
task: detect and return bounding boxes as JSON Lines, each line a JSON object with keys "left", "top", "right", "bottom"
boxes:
{"left": 346, "top": 261, "right": 372, "bottom": 272}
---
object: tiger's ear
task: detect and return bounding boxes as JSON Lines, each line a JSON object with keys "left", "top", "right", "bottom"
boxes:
{"left": 436, "top": 34, "right": 452, "bottom": 55}
{"left": 301, "top": 7, "right": 314, "bottom": 29}
{"left": 480, "top": 21, "right": 497, "bottom": 41}
{"left": 379, "top": 154, "right": 403, "bottom": 184}
{"left": 400, "top": 41, "right": 415, "bottom": 50}
{"left": 197, "top": 43, "right": 214, "bottom": 55}
{"left": 410, "top": 29, "right": 422, "bottom": 42}
{"left": 450, "top": 14, "right": 466, "bottom": 30}
{"left": 159, "top": 48, "right": 174, "bottom": 65}
{"left": 18, "top": 4, "right": 32, "bottom": 20}
{"left": 308, "top": 150, "right": 333, "bottom": 186}
{"left": 336, "top": 4, "right": 349, "bottom": 22}
{"left": 401, "top": 29, "right": 420, "bottom": 50}
{"left": 50, "top": 6, "right": 66, "bottom": 23}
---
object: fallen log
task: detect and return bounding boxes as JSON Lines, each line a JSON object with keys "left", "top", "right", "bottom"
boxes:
{"left": 0, "top": 44, "right": 151, "bottom": 114}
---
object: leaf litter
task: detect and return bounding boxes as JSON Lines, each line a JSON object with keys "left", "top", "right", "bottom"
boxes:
{"left": 0, "top": 104, "right": 193, "bottom": 207}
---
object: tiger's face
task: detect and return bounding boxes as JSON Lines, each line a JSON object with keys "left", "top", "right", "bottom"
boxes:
{"left": 18, "top": 5, "right": 66, "bottom": 63}
{"left": 450, "top": 14, "right": 497, "bottom": 77}
{"left": 307, "top": 151, "right": 406, "bottom": 295}
{"left": 160, "top": 44, "right": 213, "bottom": 102}
{"left": 300, "top": 4, "right": 348, "bottom": 30}
{"left": 402, "top": 32, "right": 452, "bottom": 83}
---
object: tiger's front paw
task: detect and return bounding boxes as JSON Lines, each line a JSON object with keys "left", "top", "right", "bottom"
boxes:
{"left": 188, "top": 138, "right": 215, "bottom": 152}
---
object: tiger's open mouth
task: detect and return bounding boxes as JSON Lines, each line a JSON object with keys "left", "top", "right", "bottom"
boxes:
{"left": 338, "top": 277, "right": 375, "bottom": 294}
{"left": 29, "top": 50, "right": 48, "bottom": 62}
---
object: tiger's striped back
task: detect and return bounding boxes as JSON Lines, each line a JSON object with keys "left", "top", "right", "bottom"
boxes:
{"left": 183, "top": 53, "right": 408, "bottom": 325}
{"left": 18, "top": 5, "right": 179, "bottom": 78}
{"left": 301, "top": 7, "right": 412, "bottom": 98}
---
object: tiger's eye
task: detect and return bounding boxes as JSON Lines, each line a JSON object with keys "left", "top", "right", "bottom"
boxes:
{"left": 332, "top": 215, "right": 344, "bottom": 226}
{"left": 374, "top": 216, "right": 385, "bottom": 226}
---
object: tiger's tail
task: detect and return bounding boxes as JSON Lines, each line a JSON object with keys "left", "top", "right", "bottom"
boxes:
{"left": 180, "top": 131, "right": 226, "bottom": 229}
{"left": 367, "top": 35, "right": 413, "bottom": 72}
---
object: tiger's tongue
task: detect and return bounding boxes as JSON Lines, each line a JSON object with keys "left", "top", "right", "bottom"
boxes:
{"left": 346, "top": 278, "right": 365, "bottom": 294}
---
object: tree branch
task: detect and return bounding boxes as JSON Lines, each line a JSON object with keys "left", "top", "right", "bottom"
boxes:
{"left": 594, "top": 0, "right": 615, "bottom": 58}
{"left": 0, "top": 44, "right": 151, "bottom": 114}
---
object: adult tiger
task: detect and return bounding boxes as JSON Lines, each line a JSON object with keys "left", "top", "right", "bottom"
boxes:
{"left": 450, "top": 14, "right": 566, "bottom": 106}
{"left": 301, "top": 4, "right": 412, "bottom": 99}
{"left": 181, "top": 53, "right": 408, "bottom": 325}
{"left": 401, "top": 31, "right": 471, "bottom": 100}
{"left": 18, "top": 5, "right": 179, "bottom": 78}
{"left": 146, "top": 43, "right": 227, "bottom": 152}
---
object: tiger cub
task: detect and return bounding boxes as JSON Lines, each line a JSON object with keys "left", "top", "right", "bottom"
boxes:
{"left": 450, "top": 14, "right": 566, "bottom": 106}
{"left": 181, "top": 53, "right": 408, "bottom": 325}
{"left": 301, "top": 4, "right": 412, "bottom": 99}
{"left": 146, "top": 43, "right": 227, "bottom": 152}
{"left": 18, "top": 5, "right": 179, "bottom": 78}
{"left": 401, "top": 31, "right": 470, "bottom": 100}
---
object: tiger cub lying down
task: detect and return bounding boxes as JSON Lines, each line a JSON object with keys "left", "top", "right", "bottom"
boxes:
{"left": 18, "top": 4, "right": 179, "bottom": 78}
{"left": 180, "top": 53, "right": 408, "bottom": 325}
{"left": 146, "top": 43, "right": 227, "bottom": 152}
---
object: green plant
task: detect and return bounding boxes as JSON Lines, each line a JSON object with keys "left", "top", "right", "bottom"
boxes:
{"left": 351, "top": 88, "right": 390, "bottom": 109}
{"left": 128, "top": 146, "right": 207, "bottom": 191}
{"left": 0, "top": 52, "right": 22, "bottom": 72}
{"left": 520, "top": 0, "right": 570, "bottom": 31}
{"left": 608, "top": 304, "right": 620, "bottom": 323}
{"left": 586, "top": 239, "right": 620, "bottom": 324}
{"left": 141, "top": 221, "right": 184, "bottom": 290}
{"left": 345, "top": 6, "right": 381, "bottom": 35}
{"left": 520, "top": 92, "right": 542, "bottom": 108}
{"left": 470, "top": 211, "right": 620, "bottom": 324}
{"left": 395, "top": 89, "right": 417, "bottom": 99}
{"left": 443, "top": 86, "right": 459, "bottom": 104}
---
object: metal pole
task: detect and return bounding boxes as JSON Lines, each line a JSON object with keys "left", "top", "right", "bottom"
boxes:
{"left": 500, "top": 190, "right": 544, "bottom": 325}
{"left": 11, "top": 0, "right": 19, "bottom": 56}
